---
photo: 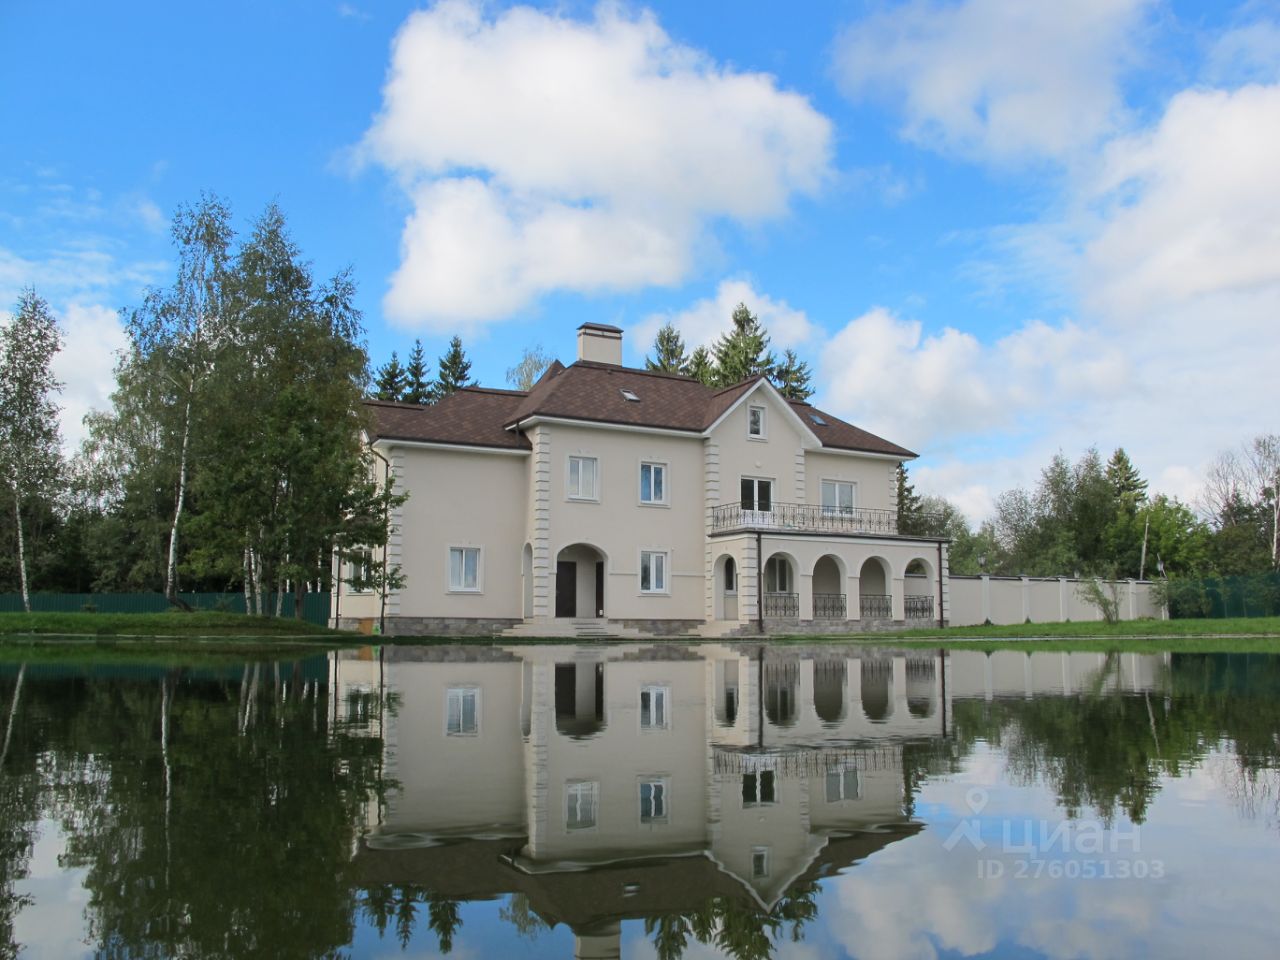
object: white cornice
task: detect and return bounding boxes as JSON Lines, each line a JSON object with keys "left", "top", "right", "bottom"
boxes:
{"left": 512, "top": 416, "right": 703, "bottom": 440}
{"left": 374, "top": 438, "right": 529, "bottom": 456}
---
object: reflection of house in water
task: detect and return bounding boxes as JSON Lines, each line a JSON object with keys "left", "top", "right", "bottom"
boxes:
{"left": 342, "top": 644, "right": 1171, "bottom": 958}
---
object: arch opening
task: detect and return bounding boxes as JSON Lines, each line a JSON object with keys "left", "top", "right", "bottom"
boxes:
{"left": 813, "top": 555, "right": 846, "bottom": 619}
{"left": 814, "top": 658, "right": 846, "bottom": 725}
{"left": 715, "top": 554, "right": 739, "bottom": 621}
{"left": 858, "top": 557, "right": 891, "bottom": 620}
{"left": 555, "top": 543, "right": 606, "bottom": 619}
{"left": 763, "top": 553, "right": 798, "bottom": 618}
{"left": 861, "top": 656, "right": 893, "bottom": 722}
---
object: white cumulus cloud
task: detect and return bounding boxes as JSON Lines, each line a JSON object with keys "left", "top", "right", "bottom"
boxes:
{"left": 834, "top": 0, "right": 1151, "bottom": 164}
{"left": 52, "top": 303, "right": 127, "bottom": 453}
{"left": 360, "top": 0, "right": 832, "bottom": 329}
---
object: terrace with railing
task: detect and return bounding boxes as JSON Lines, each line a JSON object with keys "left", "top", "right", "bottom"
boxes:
{"left": 710, "top": 502, "right": 945, "bottom": 538}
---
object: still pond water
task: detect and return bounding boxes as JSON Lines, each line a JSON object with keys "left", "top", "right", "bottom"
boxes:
{"left": 2, "top": 643, "right": 1279, "bottom": 959}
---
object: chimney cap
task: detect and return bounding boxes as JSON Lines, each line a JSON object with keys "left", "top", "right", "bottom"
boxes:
{"left": 577, "top": 322, "right": 623, "bottom": 335}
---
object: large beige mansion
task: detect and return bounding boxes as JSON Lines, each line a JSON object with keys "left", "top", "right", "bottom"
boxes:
{"left": 334, "top": 323, "right": 952, "bottom": 638}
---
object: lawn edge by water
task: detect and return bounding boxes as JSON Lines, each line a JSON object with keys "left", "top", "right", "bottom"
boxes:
{"left": 0, "top": 610, "right": 352, "bottom": 637}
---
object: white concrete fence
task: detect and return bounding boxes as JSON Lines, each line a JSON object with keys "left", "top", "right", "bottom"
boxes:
{"left": 948, "top": 575, "right": 1163, "bottom": 627}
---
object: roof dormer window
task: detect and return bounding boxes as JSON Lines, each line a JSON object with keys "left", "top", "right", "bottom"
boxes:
{"left": 620, "top": 388, "right": 640, "bottom": 402}
{"left": 810, "top": 413, "right": 826, "bottom": 426}
{"left": 748, "top": 404, "right": 767, "bottom": 439}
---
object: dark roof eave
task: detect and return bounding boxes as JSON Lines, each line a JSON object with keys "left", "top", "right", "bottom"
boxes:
{"left": 502, "top": 413, "right": 704, "bottom": 435}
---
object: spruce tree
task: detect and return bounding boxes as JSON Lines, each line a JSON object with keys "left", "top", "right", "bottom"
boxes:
{"left": 771, "top": 349, "right": 814, "bottom": 400}
{"left": 374, "top": 352, "right": 407, "bottom": 402}
{"left": 434, "top": 335, "right": 474, "bottom": 397}
{"left": 645, "top": 323, "right": 688, "bottom": 373}
{"left": 712, "top": 302, "right": 775, "bottom": 386}
{"left": 684, "top": 346, "right": 715, "bottom": 386}
{"left": 1106, "top": 447, "right": 1147, "bottom": 512}
{"left": 896, "top": 462, "right": 923, "bottom": 535}
{"left": 402, "top": 339, "right": 431, "bottom": 404}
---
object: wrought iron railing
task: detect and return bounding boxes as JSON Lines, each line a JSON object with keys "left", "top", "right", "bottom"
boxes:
{"left": 813, "top": 593, "right": 847, "bottom": 619}
{"left": 904, "top": 595, "right": 935, "bottom": 620}
{"left": 710, "top": 502, "right": 943, "bottom": 537}
{"left": 860, "top": 594, "right": 892, "bottom": 619}
{"left": 763, "top": 592, "right": 799, "bottom": 618}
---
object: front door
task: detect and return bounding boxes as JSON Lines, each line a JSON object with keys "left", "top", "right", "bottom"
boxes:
{"left": 595, "top": 561, "right": 605, "bottom": 617}
{"left": 556, "top": 560, "right": 577, "bottom": 617}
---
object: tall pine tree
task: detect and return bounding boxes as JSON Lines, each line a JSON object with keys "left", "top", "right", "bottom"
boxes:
{"left": 374, "top": 352, "right": 407, "bottom": 402}
{"left": 684, "top": 346, "right": 715, "bottom": 386}
{"left": 712, "top": 303, "right": 775, "bottom": 386}
{"left": 402, "top": 340, "right": 432, "bottom": 404}
{"left": 896, "top": 462, "right": 923, "bottom": 536}
{"left": 645, "top": 323, "right": 688, "bottom": 373}
{"left": 1106, "top": 448, "right": 1147, "bottom": 512}
{"left": 771, "top": 349, "right": 813, "bottom": 400}
{"left": 434, "top": 336, "right": 474, "bottom": 397}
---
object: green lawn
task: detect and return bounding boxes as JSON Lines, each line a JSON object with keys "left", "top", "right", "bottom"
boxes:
{"left": 0, "top": 610, "right": 350, "bottom": 638}
{"left": 776, "top": 615, "right": 1280, "bottom": 654}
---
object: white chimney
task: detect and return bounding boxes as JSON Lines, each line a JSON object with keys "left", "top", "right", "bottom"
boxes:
{"left": 576, "top": 323, "right": 623, "bottom": 366}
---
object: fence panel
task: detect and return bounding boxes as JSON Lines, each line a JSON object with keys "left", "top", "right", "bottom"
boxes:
{"left": 1165, "top": 573, "right": 1280, "bottom": 619}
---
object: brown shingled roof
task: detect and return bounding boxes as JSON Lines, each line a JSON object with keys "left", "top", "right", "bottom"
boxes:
{"left": 365, "top": 388, "right": 531, "bottom": 450}
{"left": 366, "top": 361, "right": 915, "bottom": 458}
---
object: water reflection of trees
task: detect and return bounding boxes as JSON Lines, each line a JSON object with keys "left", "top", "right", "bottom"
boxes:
{"left": 948, "top": 653, "right": 1280, "bottom": 824}
{"left": 644, "top": 880, "right": 820, "bottom": 960}
{"left": 0, "top": 661, "right": 389, "bottom": 960}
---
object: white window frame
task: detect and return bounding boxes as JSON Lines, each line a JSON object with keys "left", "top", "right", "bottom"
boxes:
{"left": 821, "top": 479, "right": 857, "bottom": 515}
{"left": 742, "top": 767, "right": 778, "bottom": 807}
{"left": 740, "top": 476, "right": 773, "bottom": 514}
{"left": 751, "top": 846, "right": 771, "bottom": 878}
{"left": 639, "top": 550, "right": 669, "bottom": 595}
{"left": 567, "top": 455, "right": 600, "bottom": 502}
{"left": 639, "top": 460, "right": 669, "bottom": 506}
{"left": 447, "top": 545, "right": 483, "bottom": 593}
{"left": 639, "top": 776, "right": 670, "bottom": 824}
{"left": 445, "top": 686, "right": 480, "bottom": 736}
{"left": 748, "top": 404, "right": 767, "bottom": 439}
{"left": 640, "top": 684, "right": 671, "bottom": 730}
{"left": 565, "top": 780, "right": 599, "bottom": 831}
{"left": 825, "top": 765, "right": 861, "bottom": 802}
{"left": 345, "top": 548, "right": 376, "bottom": 594}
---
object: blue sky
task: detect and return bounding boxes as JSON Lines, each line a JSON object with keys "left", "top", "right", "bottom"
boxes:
{"left": 3, "top": 0, "right": 1278, "bottom": 520}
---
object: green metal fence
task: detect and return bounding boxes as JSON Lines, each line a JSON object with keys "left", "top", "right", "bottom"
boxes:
{"left": 1164, "top": 572, "right": 1280, "bottom": 619}
{"left": 0, "top": 591, "right": 332, "bottom": 625}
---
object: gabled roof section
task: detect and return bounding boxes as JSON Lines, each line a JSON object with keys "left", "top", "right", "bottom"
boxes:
{"left": 370, "top": 357, "right": 916, "bottom": 457}
{"left": 503, "top": 361, "right": 715, "bottom": 432}
{"left": 788, "top": 399, "right": 916, "bottom": 458}
{"left": 366, "top": 387, "right": 531, "bottom": 450}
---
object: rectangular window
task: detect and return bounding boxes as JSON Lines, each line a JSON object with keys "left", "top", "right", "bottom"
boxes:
{"left": 446, "top": 687, "right": 479, "bottom": 736}
{"left": 742, "top": 769, "right": 776, "bottom": 806}
{"left": 640, "top": 461, "right": 666, "bottom": 504}
{"left": 448, "top": 546, "right": 481, "bottom": 592}
{"left": 740, "top": 477, "right": 772, "bottom": 513}
{"left": 640, "top": 551, "right": 668, "bottom": 594}
{"left": 566, "top": 780, "right": 599, "bottom": 830}
{"left": 568, "top": 456, "right": 598, "bottom": 500}
{"left": 345, "top": 549, "right": 376, "bottom": 593}
{"left": 748, "top": 404, "right": 766, "bottom": 438}
{"left": 640, "top": 685, "right": 670, "bottom": 729}
{"left": 639, "top": 778, "right": 669, "bottom": 823}
{"left": 752, "top": 847, "right": 770, "bottom": 878}
{"left": 821, "top": 479, "right": 856, "bottom": 515}
{"left": 825, "top": 767, "right": 861, "bottom": 802}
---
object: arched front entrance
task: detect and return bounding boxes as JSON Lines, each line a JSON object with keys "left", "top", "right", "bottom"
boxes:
{"left": 763, "top": 552, "right": 798, "bottom": 618}
{"left": 858, "top": 557, "right": 892, "bottom": 620}
{"left": 555, "top": 543, "right": 606, "bottom": 618}
{"left": 715, "top": 554, "right": 739, "bottom": 621}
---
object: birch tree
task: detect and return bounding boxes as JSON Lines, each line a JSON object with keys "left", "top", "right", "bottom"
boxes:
{"left": 0, "top": 290, "right": 63, "bottom": 611}
{"left": 125, "top": 195, "right": 233, "bottom": 603}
